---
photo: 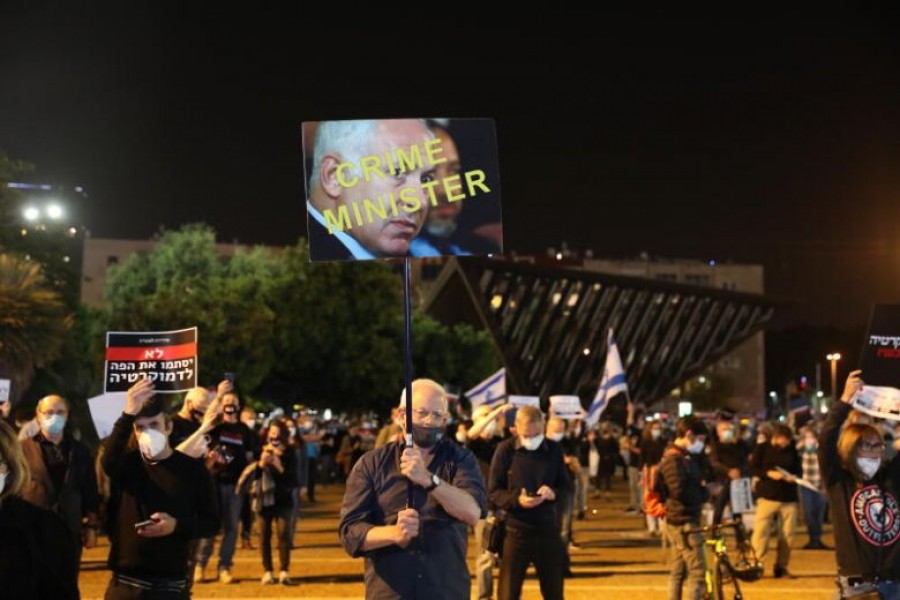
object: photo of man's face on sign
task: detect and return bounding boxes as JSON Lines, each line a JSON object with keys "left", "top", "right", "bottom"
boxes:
{"left": 302, "top": 118, "right": 502, "bottom": 262}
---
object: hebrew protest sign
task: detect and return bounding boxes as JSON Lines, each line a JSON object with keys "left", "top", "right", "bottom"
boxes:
{"left": 104, "top": 327, "right": 198, "bottom": 393}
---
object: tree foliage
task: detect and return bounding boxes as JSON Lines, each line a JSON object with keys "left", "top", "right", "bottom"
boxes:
{"left": 0, "top": 253, "right": 72, "bottom": 403}
{"left": 105, "top": 224, "right": 277, "bottom": 391}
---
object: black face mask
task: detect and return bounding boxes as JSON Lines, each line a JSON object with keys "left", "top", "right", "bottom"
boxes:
{"left": 223, "top": 405, "right": 237, "bottom": 415}
{"left": 412, "top": 424, "right": 444, "bottom": 449}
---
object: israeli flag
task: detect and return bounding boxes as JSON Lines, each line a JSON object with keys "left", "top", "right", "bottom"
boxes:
{"left": 586, "top": 330, "right": 629, "bottom": 427}
{"left": 466, "top": 367, "right": 506, "bottom": 408}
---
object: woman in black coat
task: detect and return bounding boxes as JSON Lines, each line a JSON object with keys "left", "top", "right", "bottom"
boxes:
{"left": 0, "top": 420, "right": 79, "bottom": 599}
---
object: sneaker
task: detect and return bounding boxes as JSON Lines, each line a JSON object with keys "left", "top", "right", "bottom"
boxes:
{"left": 279, "top": 570, "right": 298, "bottom": 586}
{"left": 218, "top": 569, "right": 234, "bottom": 584}
{"left": 261, "top": 571, "right": 275, "bottom": 585}
{"left": 193, "top": 565, "right": 205, "bottom": 584}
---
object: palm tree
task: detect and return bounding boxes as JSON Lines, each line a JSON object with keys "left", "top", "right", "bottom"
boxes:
{"left": 0, "top": 252, "right": 71, "bottom": 405}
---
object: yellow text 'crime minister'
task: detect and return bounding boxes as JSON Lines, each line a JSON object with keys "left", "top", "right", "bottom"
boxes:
{"left": 323, "top": 138, "right": 491, "bottom": 234}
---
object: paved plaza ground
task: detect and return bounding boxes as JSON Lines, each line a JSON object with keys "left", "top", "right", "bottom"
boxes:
{"left": 78, "top": 479, "right": 839, "bottom": 599}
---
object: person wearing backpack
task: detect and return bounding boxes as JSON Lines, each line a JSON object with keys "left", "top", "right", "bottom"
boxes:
{"left": 658, "top": 416, "right": 710, "bottom": 600}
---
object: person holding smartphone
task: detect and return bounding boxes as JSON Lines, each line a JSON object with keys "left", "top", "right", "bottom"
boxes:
{"left": 488, "top": 406, "right": 570, "bottom": 600}
{"left": 102, "top": 378, "right": 219, "bottom": 599}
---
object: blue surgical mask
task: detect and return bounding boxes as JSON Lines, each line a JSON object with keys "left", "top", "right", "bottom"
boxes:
{"left": 41, "top": 414, "right": 66, "bottom": 436}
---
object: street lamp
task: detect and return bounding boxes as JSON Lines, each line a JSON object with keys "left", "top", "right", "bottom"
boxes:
{"left": 826, "top": 353, "right": 842, "bottom": 402}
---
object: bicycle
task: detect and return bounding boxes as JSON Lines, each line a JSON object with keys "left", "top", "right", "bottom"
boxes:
{"left": 685, "top": 519, "right": 763, "bottom": 600}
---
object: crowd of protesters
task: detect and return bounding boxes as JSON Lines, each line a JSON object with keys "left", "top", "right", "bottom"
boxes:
{"left": 2, "top": 370, "right": 900, "bottom": 598}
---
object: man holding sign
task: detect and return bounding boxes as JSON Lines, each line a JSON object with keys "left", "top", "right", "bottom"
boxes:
{"left": 339, "top": 379, "right": 486, "bottom": 599}
{"left": 102, "top": 378, "right": 219, "bottom": 599}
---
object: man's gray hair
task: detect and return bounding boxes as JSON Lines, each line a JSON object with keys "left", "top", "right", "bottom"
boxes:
{"left": 308, "top": 119, "right": 433, "bottom": 190}
{"left": 308, "top": 120, "right": 379, "bottom": 190}
{"left": 398, "top": 378, "right": 448, "bottom": 410}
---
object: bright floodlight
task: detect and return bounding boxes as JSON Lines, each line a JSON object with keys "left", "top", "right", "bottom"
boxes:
{"left": 23, "top": 206, "right": 40, "bottom": 221}
{"left": 46, "top": 203, "right": 64, "bottom": 219}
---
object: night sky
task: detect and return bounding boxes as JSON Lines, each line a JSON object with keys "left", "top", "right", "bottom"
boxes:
{"left": 2, "top": 8, "right": 898, "bottom": 334}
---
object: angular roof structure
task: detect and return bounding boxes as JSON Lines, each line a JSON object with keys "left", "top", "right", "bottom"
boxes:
{"left": 423, "top": 257, "right": 778, "bottom": 404}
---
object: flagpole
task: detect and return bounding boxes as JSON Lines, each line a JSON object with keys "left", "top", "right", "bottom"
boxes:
{"left": 403, "top": 258, "right": 415, "bottom": 507}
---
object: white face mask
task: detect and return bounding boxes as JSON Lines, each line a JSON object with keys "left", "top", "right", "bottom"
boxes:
{"left": 521, "top": 434, "right": 544, "bottom": 451}
{"left": 547, "top": 432, "right": 564, "bottom": 442}
{"left": 651, "top": 429, "right": 661, "bottom": 440}
{"left": 0, "top": 472, "right": 6, "bottom": 495}
{"left": 857, "top": 457, "right": 881, "bottom": 480}
{"left": 687, "top": 440, "right": 705, "bottom": 454}
{"left": 244, "top": 419, "right": 256, "bottom": 430}
{"left": 138, "top": 429, "right": 168, "bottom": 460}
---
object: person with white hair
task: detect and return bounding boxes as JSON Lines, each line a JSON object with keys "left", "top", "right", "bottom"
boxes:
{"left": 339, "top": 378, "right": 487, "bottom": 599}
{"left": 306, "top": 119, "right": 436, "bottom": 261}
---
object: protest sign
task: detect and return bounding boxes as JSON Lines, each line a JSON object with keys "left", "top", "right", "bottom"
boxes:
{"left": 860, "top": 305, "right": 900, "bottom": 388}
{"left": 852, "top": 386, "right": 900, "bottom": 421}
{"left": 302, "top": 118, "right": 502, "bottom": 262}
{"left": 550, "top": 395, "right": 585, "bottom": 420}
{"left": 104, "top": 327, "right": 198, "bottom": 393}
{"left": 509, "top": 395, "right": 540, "bottom": 408}
{"left": 88, "top": 392, "right": 127, "bottom": 439}
{"left": 730, "top": 478, "right": 754, "bottom": 514}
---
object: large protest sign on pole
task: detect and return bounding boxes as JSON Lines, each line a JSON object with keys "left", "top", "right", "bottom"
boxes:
{"left": 301, "top": 117, "right": 503, "bottom": 508}
{"left": 104, "top": 327, "right": 198, "bottom": 393}
{"left": 302, "top": 118, "right": 502, "bottom": 263}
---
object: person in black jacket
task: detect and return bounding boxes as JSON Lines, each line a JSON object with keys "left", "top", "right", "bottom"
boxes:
{"left": 0, "top": 419, "right": 79, "bottom": 599}
{"left": 659, "top": 416, "right": 709, "bottom": 600}
{"left": 750, "top": 423, "right": 801, "bottom": 578}
{"left": 489, "top": 406, "right": 570, "bottom": 600}
{"left": 102, "top": 378, "right": 220, "bottom": 599}
{"left": 821, "top": 370, "right": 900, "bottom": 599}
{"left": 250, "top": 419, "right": 301, "bottom": 586}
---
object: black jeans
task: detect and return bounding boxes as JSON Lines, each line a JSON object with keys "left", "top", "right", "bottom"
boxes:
{"left": 260, "top": 506, "right": 293, "bottom": 572}
{"left": 104, "top": 577, "right": 189, "bottom": 600}
{"left": 498, "top": 525, "right": 565, "bottom": 600}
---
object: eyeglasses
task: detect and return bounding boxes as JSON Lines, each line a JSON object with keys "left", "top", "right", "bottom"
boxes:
{"left": 859, "top": 441, "right": 886, "bottom": 452}
{"left": 412, "top": 408, "right": 447, "bottom": 421}
{"left": 39, "top": 408, "right": 67, "bottom": 417}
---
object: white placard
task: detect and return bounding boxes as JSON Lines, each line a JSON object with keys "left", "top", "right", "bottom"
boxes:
{"left": 852, "top": 386, "right": 900, "bottom": 421}
{"left": 776, "top": 467, "right": 826, "bottom": 494}
{"left": 549, "top": 395, "right": 585, "bottom": 420}
{"left": 0, "top": 379, "right": 10, "bottom": 403}
{"left": 508, "top": 395, "right": 540, "bottom": 408}
{"left": 730, "top": 478, "right": 754, "bottom": 514}
{"left": 88, "top": 392, "right": 128, "bottom": 440}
